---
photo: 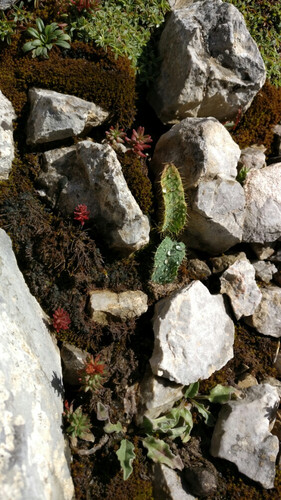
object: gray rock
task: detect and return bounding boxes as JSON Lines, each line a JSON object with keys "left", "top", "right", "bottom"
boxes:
{"left": 220, "top": 259, "right": 262, "bottom": 320}
{"left": 210, "top": 252, "right": 247, "bottom": 274}
{"left": 184, "top": 467, "right": 217, "bottom": 497}
{"left": 89, "top": 289, "right": 148, "bottom": 325}
{"left": 253, "top": 260, "right": 278, "bottom": 283}
{"left": 152, "top": 117, "right": 241, "bottom": 189}
{"left": 244, "top": 286, "right": 281, "bottom": 337}
{"left": 150, "top": 281, "right": 234, "bottom": 385}
{"left": 238, "top": 145, "right": 266, "bottom": 172}
{"left": 243, "top": 164, "right": 281, "bottom": 244}
{"left": 0, "top": 229, "right": 74, "bottom": 499}
{"left": 184, "top": 178, "right": 245, "bottom": 254}
{"left": 61, "top": 343, "right": 88, "bottom": 386}
{"left": 210, "top": 384, "right": 280, "bottom": 489}
{"left": 0, "top": 0, "right": 17, "bottom": 9}
{"left": 251, "top": 242, "right": 276, "bottom": 260}
{"left": 148, "top": 0, "right": 265, "bottom": 124}
{"left": 136, "top": 367, "right": 184, "bottom": 425}
{"left": 185, "top": 259, "right": 211, "bottom": 280}
{"left": 168, "top": 0, "right": 195, "bottom": 9}
{"left": 26, "top": 88, "right": 109, "bottom": 145}
{"left": 38, "top": 141, "right": 150, "bottom": 253}
{"left": 0, "top": 90, "right": 16, "bottom": 180}
{"left": 153, "top": 464, "right": 196, "bottom": 500}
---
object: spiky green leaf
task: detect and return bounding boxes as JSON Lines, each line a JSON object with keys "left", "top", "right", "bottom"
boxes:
{"left": 160, "top": 163, "right": 187, "bottom": 235}
{"left": 191, "top": 400, "right": 215, "bottom": 427}
{"left": 142, "top": 436, "right": 184, "bottom": 470}
{"left": 104, "top": 421, "right": 123, "bottom": 434}
{"left": 116, "top": 439, "right": 135, "bottom": 480}
{"left": 206, "top": 384, "right": 235, "bottom": 404}
{"left": 184, "top": 381, "right": 200, "bottom": 399}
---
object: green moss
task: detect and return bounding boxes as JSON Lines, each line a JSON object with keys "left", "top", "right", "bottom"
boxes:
{"left": 118, "top": 151, "right": 154, "bottom": 217}
{"left": 231, "top": 81, "right": 281, "bottom": 154}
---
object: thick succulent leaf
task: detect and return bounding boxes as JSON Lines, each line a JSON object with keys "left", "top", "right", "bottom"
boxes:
{"left": 104, "top": 421, "right": 123, "bottom": 434}
{"left": 27, "top": 27, "right": 40, "bottom": 38}
{"left": 35, "top": 18, "right": 45, "bottom": 33}
{"left": 160, "top": 163, "right": 187, "bottom": 235}
{"left": 22, "top": 41, "right": 35, "bottom": 52}
{"left": 151, "top": 236, "right": 186, "bottom": 284}
{"left": 116, "top": 439, "right": 135, "bottom": 480}
{"left": 142, "top": 436, "right": 184, "bottom": 470}
{"left": 96, "top": 402, "right": 109, "bottom": 421}
{"left": 184, "top": 381, "right": 199, "bottom": 399}
{"left": 206, "top": 384, "right": 235, "bottom": 404}
{"left": 192, "top": 400, "right": 215, "bottom": 427}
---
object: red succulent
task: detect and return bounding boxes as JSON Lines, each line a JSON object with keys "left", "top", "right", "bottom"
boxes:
{"left": 53, "top": 308, "right": 71, "bottom": 332}
{"left": 125, "top": 126, "right": 153, "bottom": 158}
{"left": 69, "top": 0, "right": 98, "bottom": 12}
{"left": 74, "top": 204, "right": 90, "bottom": 227}
{"left": 79, "top": 354, "right": 107, "bottom": 392}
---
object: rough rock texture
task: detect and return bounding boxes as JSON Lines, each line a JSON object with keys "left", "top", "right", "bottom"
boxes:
{"left": 220, "top": 259, "right": 262, "bottom": 320}
{"left": 150, "top": 281, "right": 234, "bottom": 385}
{"left": 185, "top": 259, "right": 211, "bottom": 280}
{"left": 251, "top": 242, "right": 276, "bottom": 260}
{"left": 0, "top": 229, "right": 74, "bottom": 500}
{"left": 153, "top": 464, "right": 196, "bottom": 500}
{"left": 37, "top": 141, "right": 150, "bottom": 252}
{"left": 136, "top": 367, "right": 184, "bottom": 424}
{"left": 184, "top": 467, "right": 218, "bottom": 497}
{"left": 238, "top": 145, "right": 266, "bottom": 172}
{"left": 26, "top": 88, "right": 109, "bottom": 145}
{"left": 210, "top": 384, "right": 280, "bottom": 489}
{"left": 244, "top": 286, "right": 281, "bottom": 338}
{"left": 210, "top": 252, "right": 247, "bottom": 274}
{"left": 0, "top": 90, "right": 16, "bottom": 180}
{"left": 152, "top": 117, "right": 244, "bottom": 254}
{"left": 148, "top": 0, "right": 266, "bottom": 124}
{"left": 184, "top": 178, "right": 245, "bottom": 254}
{"left": 152, "top": 117, "right": 241, "bottom": 188}
{"left": 61, "top": 343, "right": 88, "bottom": 386}
{"left": 89, "top": 289, "right": 148, "bottom": 325}
{"left": 253, "top": 260, "right": 278, "bottom": 284}
{"left": 0, "top": 0, "right": 16, "bottom": 9}
{"left": 243, "top": 164, "right": 281, "bottom": 244}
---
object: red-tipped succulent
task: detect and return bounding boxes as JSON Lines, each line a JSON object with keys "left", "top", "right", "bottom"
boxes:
{"left": 79, "top": 354, "right": 107, "bottom": 392}
{"left": 53, "top": 308, "right": 71, "bottom": 332}
{"left": 74, "top": 204, "right": 90, "bottom": 227}
{"left": 125, "top": 126, "right": 153, "bottom": 158}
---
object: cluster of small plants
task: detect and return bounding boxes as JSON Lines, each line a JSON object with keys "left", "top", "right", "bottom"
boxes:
{"left": 105, "top": 125, "right": 152, "bottom": 158}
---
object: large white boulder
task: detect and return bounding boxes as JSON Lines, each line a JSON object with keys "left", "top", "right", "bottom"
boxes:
{"left": 150, "top": 281, "right": 234, "bottom": 385}
{"left": 210, "top": 384, "right": 280, "bottom": 489}
{"left": 148, "top": 0, "right": 266, "bottom": 124}
{"left": 0, "top": 229, "right": 74, "bottom": 500}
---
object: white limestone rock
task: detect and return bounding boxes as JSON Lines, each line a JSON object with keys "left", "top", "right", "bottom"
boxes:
{"left": 153, "top": 464, "right": 196, "bottom": 500}
{"left": 243, "top": 164, "right": 281, "bottom": 244}
{"left": 253, "top": 260, "right": 278, "bottom": 284}
{"left": 0, "top": 229, "right": 74, "bottom": 500}
{"left": 26, "top": 88, "right": 109, "bottom": 145}
{"left": 89, "top": 289, "right": 148, "bottom": 325}
{"left": 136, "top": 367, "right": 184, "bottom": 425}
{"left": 150, "top": 281, "right": 234, "bottom": 385}
{"left": 220, "top": 258, "right": 262, "bottom": 320}
{"left": 0, "top": 0, "right": 17, "bottom": 9}
{"left": 244, "top": 286, "right": 281, "bottom": 338}
{"left": 238, "top": 145, "right": 266, "bottom": 172}
{"left": 148, "top": 0, "right": 265, "bottom": 124}
{"left": 37, "top": 141, "right": 150, "bottom": 253}
{"left": 152, "top": 117, "right": 241, "bottom": 188}
{"left": 0, "top": 90, "right": 16, "bottom": 180}
{"left": 210, "top": 384, "right": 280, "bottom": 489}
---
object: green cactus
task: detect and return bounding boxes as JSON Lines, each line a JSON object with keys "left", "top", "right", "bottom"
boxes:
{"left": 151, "top": 236, "right": 186, "bottom": 284}
{"left": 160, "top": 163, "right": 187, "bottom": 235}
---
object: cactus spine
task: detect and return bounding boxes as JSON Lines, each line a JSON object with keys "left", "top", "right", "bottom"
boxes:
{"left": 151, "top": 164, "right": 187, "bottom": 284}
{"left": 160, "top": 163, "right": 187, "bottom": 235}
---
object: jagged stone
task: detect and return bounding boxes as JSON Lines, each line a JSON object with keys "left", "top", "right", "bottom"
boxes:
{"left": 253, "top": 260, "right": 278, "bottom": 284}
{"left": 210, "top": 384, "right": 280, "bottom": 489}
{"left": 150, "top": 281, "right": 234, "bottom": 385}
{"left": 26, "top": 88, "right": 109, "bottom": 145}
{"left": 238, "top": 145, "right": 266, "bottom": 172}
{"left": 220, "top": 259, "right": 262, "bottom": 320}
{"left": 89, "top": 289, "right": 148, "bottom": 325}
{"left": 0, "top": 90, "right": 16, "bottom": 180}
{"left": 243, "top": 164, "right": 281, "bottom": 244}
{"left": 0, "top": 229, "right": 74, "bottom": 500}
{"left": 153, "top": 464, "right": 196, "bottom": 500}
{"left": 244, "top": 285, "right": 281, "bottom": 337}
{"left": 210, "top": 252, "right": 247, "bottom": 274}
{"left": 60, "top": 343, "right": 88, "bottom": 386}
{"left": 148, "top": 0, "right": 265, "bottom": 124}
{"left": 37, "top": 141, "right": 150, "bottom": 253}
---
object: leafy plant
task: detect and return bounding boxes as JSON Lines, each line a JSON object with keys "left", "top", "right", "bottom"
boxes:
{"left": 69, "top": 0, "right": 99, "bottom": 12}
{"left": 142, "top": 436, "right": 184, "bottom": 470}
{"left": 79, "top": 354, "right": 107, "bottom": 393}
{"left": 0, "top": 12, "right": 17, "bottom": 44}
{"left": 125, "top": 126, "right": 153, "bottom": 158}
{"left": 116, "top": 439, "right": 136, "bottom": 480}
{"left": 22, "top": 18, "right": 71, "bottom": 58}
{"left": 151, "top": 164, "right": 187, "bottom": 284}
{"left": 63, "top": 400, "right": 94, "bottom": 446}
{"left": 236, "top": 166, "right": 250, "bottom": 185}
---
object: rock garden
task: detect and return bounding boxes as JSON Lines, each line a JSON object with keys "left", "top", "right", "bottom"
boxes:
{"left": 1, "top": 0, "right": 281, "bottom": 499}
